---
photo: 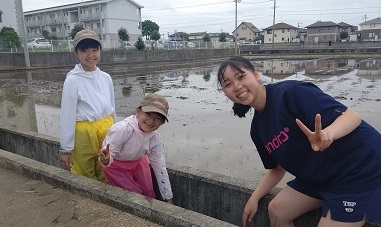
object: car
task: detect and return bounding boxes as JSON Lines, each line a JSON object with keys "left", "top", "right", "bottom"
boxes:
{"left": 163, "top": 41, "right": 184, "bottom": 49}
{"left": 124, "top": 41, "right": 135, "bottom": 49}
{"left": 27, "top": 38, "right": 52, "bottom": 49}
{"left": 187, "top": 42, "right": 196, "bottom": 48}
{"left": 156, "top": 40, "right": 165, "bottom": 49}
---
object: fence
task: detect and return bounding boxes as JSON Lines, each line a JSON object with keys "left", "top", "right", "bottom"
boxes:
{"left": 0, "top": 38, "right": 236, "bottom": 53}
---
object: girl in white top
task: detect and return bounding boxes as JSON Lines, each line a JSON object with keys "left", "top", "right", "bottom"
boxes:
{"left": 60, "top": 30, "right": 116, "bottom": 182}
{"left": 99, "top": 93, "right": 173, "bottom": 203}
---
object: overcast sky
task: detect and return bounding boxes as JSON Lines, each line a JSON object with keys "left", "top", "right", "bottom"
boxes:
{"left": 23, "top": 0, "right": 381, "bottom": 36}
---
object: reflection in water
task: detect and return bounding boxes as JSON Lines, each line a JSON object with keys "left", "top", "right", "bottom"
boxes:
{"left": 357, "top": 58, "right": 381, "bottom": 77}
{"left": 1, "top": 58, "right": 380, "bottom": 186}
{"left": 304, "top": 58, "right": 356, "bottom": 76}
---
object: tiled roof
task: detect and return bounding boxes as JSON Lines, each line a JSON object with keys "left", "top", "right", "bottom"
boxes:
{"left": 232, "top": 22, "right": 261, "bottom": 33}
{"left": 359, "top": 17, "right": 381, "bottom": 25}
{"left": 263, "top": 22, "right": 298, "bottom": 30}
{"left": 306, "top": 21, "right": 339, "bottom": 28}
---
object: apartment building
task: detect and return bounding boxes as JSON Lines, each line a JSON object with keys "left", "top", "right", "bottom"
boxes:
{"left": 23, "top": 0, "right": 143, "bottom": 48}
{"left": 0, "top": 0, "right": 20, "bottom": 33}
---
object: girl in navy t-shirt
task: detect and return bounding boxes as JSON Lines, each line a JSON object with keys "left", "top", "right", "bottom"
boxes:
{"left": 217, "top": 56, "right": 381, "bottom": 227}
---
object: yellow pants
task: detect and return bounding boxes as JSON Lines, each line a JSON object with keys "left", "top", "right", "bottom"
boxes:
{"left": 71, "top": 115, "right": 114, "bottom": 182}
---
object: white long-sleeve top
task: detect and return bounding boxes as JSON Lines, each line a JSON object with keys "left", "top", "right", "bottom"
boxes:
{"left": 102, "top": 115, "right": 173, "bottom": 200}
{"left": 60, "top": 63, "right": 116, "bottom": 154}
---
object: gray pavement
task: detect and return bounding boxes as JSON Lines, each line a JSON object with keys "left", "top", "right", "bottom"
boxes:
{"left": 0, "top": 167, "right": 163, "bottom": 227}
{"left": 0, "top": 150, "right": 235, "bottom": 227}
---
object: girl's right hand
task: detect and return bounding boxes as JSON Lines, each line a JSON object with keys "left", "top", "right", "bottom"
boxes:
{"left": 242, "top": 196, "right": 259, "bottom": 227}
{"left": 99, "top": 144, "right": 110, "bottom": 165}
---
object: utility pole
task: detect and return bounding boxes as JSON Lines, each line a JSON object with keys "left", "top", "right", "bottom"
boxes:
{"left": 234, "top": 0, "right": 241, "bottom": 55}
{"left": 15, "top": 0, "right": 30, "bottom": 68}
{"left": 271, "top": 0, "right": 276, "bottom": 51}
{"left": 271, "top": 0, "right": 276, "bottom": 83}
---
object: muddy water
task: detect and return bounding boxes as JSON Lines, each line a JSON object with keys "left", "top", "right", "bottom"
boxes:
{"left": 1, "top": 58, "right": 380, "bottom": 187}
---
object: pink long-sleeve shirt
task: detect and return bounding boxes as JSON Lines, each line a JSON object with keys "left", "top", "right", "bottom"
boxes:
{"left": 102, "top": 115, "right": 173, "bottom": 200}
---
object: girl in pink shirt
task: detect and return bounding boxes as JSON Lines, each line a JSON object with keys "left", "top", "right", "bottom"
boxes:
{"left": 99, "top": 93, "right": 173, "bottom": 203}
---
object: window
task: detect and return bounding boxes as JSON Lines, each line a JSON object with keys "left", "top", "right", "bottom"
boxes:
{"left": 319, "top": 29, "right": 323, "bottom": 33}
{"left": 267, "top": 30, "right": 272, "bottom": 34}
{"left": 282, "top": 37, "right": 284, "bottom": 41}
{"left": 282, "top": 29, "right": 285, "bottom": 33}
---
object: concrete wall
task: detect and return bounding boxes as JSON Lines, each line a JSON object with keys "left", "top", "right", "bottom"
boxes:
{"left": 0, "top": 49, "right": 235, "bottom": 70}
{"left": 0, "top": 126, "right": 379, "bottom": 227}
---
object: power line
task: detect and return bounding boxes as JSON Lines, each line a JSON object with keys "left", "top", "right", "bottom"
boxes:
{"left": 142, "top": 1, "right": 232, "bottom": 11}
{"left": 141, "top": 1, "right": 381, "bottom": 33}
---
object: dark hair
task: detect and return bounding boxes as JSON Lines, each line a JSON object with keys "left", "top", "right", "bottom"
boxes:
{"left": 217, "top": 56, "right": 254, "bottom": 118}
{"left": 217, "top": 56, "right": 255, "bottom": 90}
{"left": 75, "top": 39, "right": 102, "bottom": 52}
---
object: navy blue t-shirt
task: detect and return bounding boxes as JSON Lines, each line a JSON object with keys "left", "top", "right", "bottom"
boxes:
{"left": 250, "top": 80, "right": 381, "bottom": 193}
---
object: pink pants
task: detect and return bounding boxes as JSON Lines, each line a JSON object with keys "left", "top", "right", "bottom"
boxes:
{"left": 102, "top": 156, "right": 156, "bottom": 198}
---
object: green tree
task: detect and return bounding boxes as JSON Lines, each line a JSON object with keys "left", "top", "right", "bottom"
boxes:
{"left": 69, "top": 24, "right": 84, "bottom": 39}
{"left": 118, "top": 27, "right": 129, "bottom": 42}
{"left": 134, "top": 36, "right": 145, "bottom": 50}
{"left": 150, "top": 30, "right": 161, "bottom": 41}
{"left": 340, "top": 32, "right": 348, "bottom": 40}
{"left": 0, "top": 26, "right": 21, "bottom": 49}
{"left": 42, "top": 30, "right": 57, "bottom": 40}
{"left": 142, "top": 20, "right": 159, "bottom": 39}
{"left": 179, "top": 32, "right": 189, "bottom": 41}
{"left": 218, "top": 32, "right": 227, "bottom": 42}
{"left": 202, "top": 33, "right": 211, "bottom": 42}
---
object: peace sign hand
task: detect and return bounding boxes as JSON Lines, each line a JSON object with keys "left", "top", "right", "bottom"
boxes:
{"left": 296, "top": 114, "right": 334, "bottom": 152}
{"left": 99, "top": 144, "right": 111, "bottom": 165}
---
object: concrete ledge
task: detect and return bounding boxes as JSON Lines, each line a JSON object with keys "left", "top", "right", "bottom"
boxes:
{"left": 0, "top": 149, "right": 234, "bottom": 227}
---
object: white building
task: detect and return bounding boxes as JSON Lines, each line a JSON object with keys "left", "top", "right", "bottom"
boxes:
{"left": 0, "top": 0, "right": 20, "bottom": 33}
{"left": 23, "top": 0, "right": 143, "bottom": 48}
{"left": 359, "top": 17, "right": 381, "bottom": 41}
{"left": 263, "top": 22, "right": 299, "bottom": 44}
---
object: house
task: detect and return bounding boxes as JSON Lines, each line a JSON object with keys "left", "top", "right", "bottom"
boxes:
{"left": 0, "top": 0, "right": 20, "bottom": 33}
{"left": 305, "top": 21, "right": 341, "bottom": 43}
{"left": 359, "top": 17, "right": 381, "bottom": 41}
{"left": 168, "top": 31, "right": 189, "bottom": 41}
{"left": 298, "top": 28, "right": 307, "bottom": 43}
{"left": 232, "top": 22, "right": 261, "bottom": 42}
{"left": 23, "top": 0, "right": 143, "bottom": 48}
{"left": 263, "top": 22, "right": 298, "bottom": 44}
{"left": 188, "top": 32, "right": 207, "bottom": 41}
{"left": 338, "top": 22, "right": 358, "bottom": 41}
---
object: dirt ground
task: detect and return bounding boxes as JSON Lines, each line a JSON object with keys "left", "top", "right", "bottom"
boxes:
{"left": 0, "top": 168, "right": 163, "bottom": 227}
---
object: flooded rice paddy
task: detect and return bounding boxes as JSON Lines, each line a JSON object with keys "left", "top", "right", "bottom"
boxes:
{"left": 1, "top": 57, "right": 380, "bottom": 187}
